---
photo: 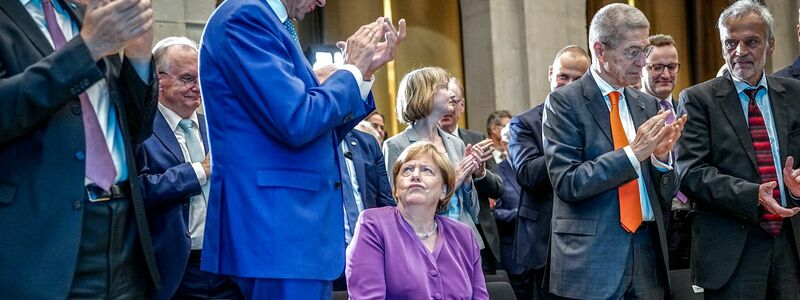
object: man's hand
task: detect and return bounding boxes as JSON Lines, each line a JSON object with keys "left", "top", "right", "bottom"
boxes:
{"left": 758, "top": 181, "right": 800, "bottom": 217}
{"left": 202, "top": 153, "right": 211, "bottom": 177}
{"left": 456, "top": 144, "right": 480, "bottom": 186}
{"left": 630, "top": 111, "right": 669, "bottom": 161}
{"left": 343, "top": 18, "right": 384, "bottom": 79}
{"left": 363, "top": 18, "right": 406, "bottom": 79}
{"left": 783, "top": 156, "right": 800, "bottom": 198}
{"left": 474, "top": 139, "right": 494, "bottom": 163}
{"left": 80, "top": 0, "right": 154, "bottom": 62}
{"left": 313, "top": 64, "right": 338, "bottom": 83}
{"left": 652, "top": 114, "right": 688, "bottom": 161}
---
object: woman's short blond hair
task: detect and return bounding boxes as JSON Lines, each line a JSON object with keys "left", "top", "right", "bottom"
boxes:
{"left": 395, "top": 67, "right": 451, "bottom": 125}
{"left": 392, "top": 142, "right": 456, "bottom": 213}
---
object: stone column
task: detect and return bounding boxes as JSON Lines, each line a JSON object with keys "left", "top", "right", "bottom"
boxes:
{"left": 766, "top": 0, "right": 799, "bottom": 72}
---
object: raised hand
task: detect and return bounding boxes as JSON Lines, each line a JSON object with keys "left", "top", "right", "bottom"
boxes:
{"left": 456, "top": 144, "right": 481, "bottom": 186}
{"left": 758, "top": 181, "right": 800, "bottom": 217}
{"left": 343, "top": 17, "right": 384, "bottom": 79}
{"left": 363, "top": 18, "right": 406, "bottom": 79}
{"left": 80, "top": 0, "right": 154, "bottom": 62}
{"left": 783, "top": 156, "right": 800, "bottom": 198}
{"left": 652, "top": 114, "right": 688, "bottom": 161}
{"left": 630, "top": 111, "right": 669, "bottom": 161}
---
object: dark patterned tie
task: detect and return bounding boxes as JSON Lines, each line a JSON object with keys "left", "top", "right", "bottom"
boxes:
{"left": 42, "top": 0, "right": 116, "bottom": 191}
{"left": 745, "top": 87, "right": 783, "bottom": 236}
{"left": 282, "top": 19, "right": 301, "bottom": 48}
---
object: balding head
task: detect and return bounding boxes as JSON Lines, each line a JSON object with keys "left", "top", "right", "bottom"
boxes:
{"left": 548, "top": 46, "right": 590, "bottom": 91}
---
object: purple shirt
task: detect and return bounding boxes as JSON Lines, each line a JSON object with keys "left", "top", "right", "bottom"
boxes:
{"left": 346, "top": 206, "right": 488, "bottom": 300}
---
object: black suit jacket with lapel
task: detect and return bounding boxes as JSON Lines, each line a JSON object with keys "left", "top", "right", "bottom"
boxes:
{"left": 458, "top": 128, "right": 504, "bottom": 263}
{"left": 0, "top": 0, "right": 160, "bottom": 297}
{"left": 676, "top": 74, "right": 800, "bottom": 290}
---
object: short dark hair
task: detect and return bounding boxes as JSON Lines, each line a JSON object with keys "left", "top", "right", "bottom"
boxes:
{"left": 486, "top": 110, "right": 512, "bottom": 136}
{"left": 648, "top": 34, "right": 676, "bottom": 48}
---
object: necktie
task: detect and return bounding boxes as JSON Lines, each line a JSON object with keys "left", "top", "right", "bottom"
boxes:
{"left": 178, "top": 119, "right": 205, "bottom": 163}
{"left": 282, "top": 19, "right": 301, "bottom": 48}
{"left": 745, "top": 87, "right": 783, "bottom": 236}
{"left": 609, "top": 91, "right": 643, "bottom": 233}
{"left": 43, "top": 0, "right": 116, "bottom": 191}
{"left": 339, "top": 143, "right": 360, "bottom": 243}
{"left": 659, "top": 99, "right": 688, "bottom": 203}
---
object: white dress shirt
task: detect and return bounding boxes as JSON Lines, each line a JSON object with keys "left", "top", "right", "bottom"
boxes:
{"left": 158, "top": 103, "right": 209, "bottom": 250}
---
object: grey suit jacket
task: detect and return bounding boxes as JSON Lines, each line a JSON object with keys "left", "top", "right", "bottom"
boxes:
{"left": 676, "top": 74, "right": 800, "bottom": 290}
{"left": 543, "top": 72, "right": 676, "bottom": 299}
{"left": 383, "top": 126, "right": 485, "bottom": 249}
{"left": 458, "top": 128, "right": 504, "bottom": 262}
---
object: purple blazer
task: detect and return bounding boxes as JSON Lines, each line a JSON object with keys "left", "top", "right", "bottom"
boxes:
{"left": 346, "top": 206, "right": 488, "bottom": 299}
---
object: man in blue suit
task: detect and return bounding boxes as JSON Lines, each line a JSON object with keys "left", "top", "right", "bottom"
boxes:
{"left": 508, "top": 45, "right": 589, "bottom": 300}
{"left": 135, "top": 37, "right": 242, "bottom": 299}
{"left": 199, "top": 0, "right": 405, "bottom": 298}
{"left": 542, "top": 4, "right": 686, "bottom": 299}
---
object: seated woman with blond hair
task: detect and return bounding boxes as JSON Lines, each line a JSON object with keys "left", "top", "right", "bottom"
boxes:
{"left": 346, "top": 142, "right": 488, "bottom": 299}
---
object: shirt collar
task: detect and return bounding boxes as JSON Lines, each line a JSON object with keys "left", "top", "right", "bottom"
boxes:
{"left": 158, "top": 102, "right": 199, "bottom": 132}
{"left": 22, "top": 0, "right": 69, "bottom": 15}
{"left": 265, "top": 0, "right": 289, "bottom": 23}
{"left": 590, "top": 68, "right": 626, "bottom": 98}
{"left": 731, "top": 71, "right": 768, "bottom": 95}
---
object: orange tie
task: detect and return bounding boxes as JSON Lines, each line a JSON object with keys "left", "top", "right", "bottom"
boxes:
{"left": 608, "top": 91, "right": 642, "bottom": 233}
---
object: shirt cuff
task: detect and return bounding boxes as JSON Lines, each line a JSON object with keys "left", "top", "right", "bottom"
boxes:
{"left": 622, "top": 146, "right": 641, "bottom": 174}
{"left": 650, "top": 153, "right": 673, "bottom": 172}
{"left": 191, "top": 162, "right": 207, "bottom": 185}
{"left": 338, "top": 64, "right": 373, "bottom": 100}
{"left": 130, "top": 59, "right": 153, "bottom": 83}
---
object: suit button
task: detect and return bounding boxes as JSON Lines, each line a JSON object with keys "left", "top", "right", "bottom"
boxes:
{"left": 428, "top": 270, "right": 438, "bottom": 277}
{"left": 71, "top": 104, "right": 81, "bottom": 115}
{"left": 75, "top": 151, "right": 85, "bottom": 161}
{"left": 186, "top": 231, "right": 191, "bottom": 237}
{"left": 335, "top": 182, "right": 342, "bottom": 189}
{"left": 73, "top": 200, "right": 82, "bottom": 209}
{"left": 83, "top": 78, "right": 90, "bottom": 87}
{"left": 432, "top": 293, "right": 442, "bottom": 300}
{"left": 343, "top": 114, "right": 352, "bottom": 123}
{"left": 662, "top": 177, "right": 671, "bottom": 184}
{"left": 741, "top": 225, "right": 746, "bottom": 229}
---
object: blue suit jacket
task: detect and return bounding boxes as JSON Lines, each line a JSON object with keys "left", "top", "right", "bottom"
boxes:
{"left": 345, "top": 130, "right": 394, "bottom": 209}
{"left": 492, "top": 159, "right": 525, "bottom": 274}
{"left": 135, "top": 111, "right": 208, "bottom": 299}
{"left": 508, "top": 104, "right": 553, "bottom": 272}
{"left": 199, "top": 0, "right": 375, "bottom": 279}
{"left": 543, "top": 72, "right": 676, "bottom": 299}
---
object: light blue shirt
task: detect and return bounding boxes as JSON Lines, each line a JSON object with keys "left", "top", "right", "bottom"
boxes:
{"left": 732, "top": 73, "right": 787, "bottom": 207}
{"left": 590, "top": 69, "right": 674, "bottom": 221}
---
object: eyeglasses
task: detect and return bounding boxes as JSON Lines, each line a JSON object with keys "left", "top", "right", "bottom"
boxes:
{"left": 449, "top": 96, "right": 463, "bottom": 105}
{"left": 158, "top": 72, "right": 198, "bottom": 89}
{"left": 603, "top": 42, "right": 653, "bottom": 61}
{"left": 723, "top": 38, "right": 761, "bottom": 52}
{"left": 646, "top": 63, "right": 680, "bottom": 74}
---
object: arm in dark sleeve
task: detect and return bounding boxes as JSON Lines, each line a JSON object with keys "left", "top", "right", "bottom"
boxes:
{"left": 117, "top": 57, "right": 158, "bottom": 144}
{"left": 0, "top": 36, "right": 104, "bottom": 144}
{"left": 134, "top": 144, "right": 203, "bottom": 210}
{"left": 371, "top": 136, "right": 395, "bottom": 207}
{"left": 508, "top": 106, "right": 551, "bottom": 193}
{"left": 474, "top": 170, "right": 503, "bottom": 199}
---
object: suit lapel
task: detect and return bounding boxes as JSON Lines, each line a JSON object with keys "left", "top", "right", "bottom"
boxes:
{"left": 153, "top": 111, "right": 185, "bottom": 163}
{"left": 717, "top": 77, "right": 758, "bottom": 170}
{"left": 198, "top": 114, "right": 209, "bottom": 155}
{"left": 767, "top": 77, "right": 789, "bottom": 160}
{"left": 0, "top": 1, "right": 54, "bottom": 56}
{"left": 625, "top": 89, "right": 648, "bottom": 129}
{"left": 582, "top": 73, "right": 614, "bottom": 146}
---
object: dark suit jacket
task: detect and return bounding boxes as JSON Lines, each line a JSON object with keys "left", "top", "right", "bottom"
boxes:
{"left": 507, "top": 104, "right": 553, "bottom": 272}
{"left": 458, "top": 128, "right": 504, "bottom": 262}
{"left": 773, "top": 56, "right": 800, "bottom": 81}
{"left": 675, "top": 74, "right": 800, "bottom": 290}
{"left": 135, "top": 111, "right": 209, "bottom": 299}
{"left": 543, "top": 72, "right": 676, "bottom": 299}
{"left": 345, "top": 130, "right": 394, "bottom": 209}
{"left": 493, "top": 159, "right": 525, "bottom": 274}
{"left": 0, "top": 0, "right": 160, "bottom": 297}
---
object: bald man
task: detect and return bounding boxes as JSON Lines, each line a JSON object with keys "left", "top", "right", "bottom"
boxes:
{"left": 507, "top": 45, "right": 590, "bottom": 299}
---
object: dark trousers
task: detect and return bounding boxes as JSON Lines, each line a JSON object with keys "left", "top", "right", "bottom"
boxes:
{"left": 612, "top": 223, "right": 665, "bottom": 300}
{"left": 68, "top": 197, "right": 149, "bottom": 299}
{"left": 704, "top": 221, "right": 800, "bottom": 300}
{"left": 477, "top": 224, "right": 498, "bottom": 273}
{"left": 173, "top": 250, "right": 243, "bottom": 299}
{"left": 233, "top": 277, "right": 332, "bottom": 300}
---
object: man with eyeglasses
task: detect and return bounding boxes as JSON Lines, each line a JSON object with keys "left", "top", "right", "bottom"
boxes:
{"left": 133, "top": 37, "right": 243, "bottom": 299}
{"left": 542, "top": 3, "right": 686, "bottom": 299}
{"left": 676, "top": 1, "right": 800, "bottom": 298}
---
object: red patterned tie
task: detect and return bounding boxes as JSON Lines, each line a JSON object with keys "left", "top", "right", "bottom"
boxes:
{"left": 745, "top": 87, "right": 782, "bottom": 236}
{"left": 42, "top": 0, "right": 117, "bottom": 191}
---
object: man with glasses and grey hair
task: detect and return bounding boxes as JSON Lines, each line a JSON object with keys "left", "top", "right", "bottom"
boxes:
{"left": 134, "top": 37, "right": 242, "bottom": 299}
{"left": 542, "top": 3, "right": 686, "bottom": 299}
{"left": 676, "top": 0, "right": 800, "bottom": 298}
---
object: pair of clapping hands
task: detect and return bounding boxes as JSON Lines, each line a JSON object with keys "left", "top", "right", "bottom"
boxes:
{"left": 455, "top": 139, "right": 494, "bottom": 187}
{"left": 78, "top": 0, "right": 154, "bottom": 64}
